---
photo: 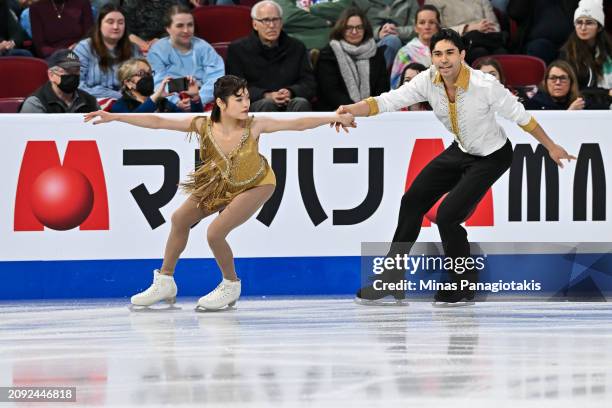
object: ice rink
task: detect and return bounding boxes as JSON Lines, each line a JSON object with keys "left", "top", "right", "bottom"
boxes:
{"left": 1, "top": 298, "right": 611, "bottom": 407}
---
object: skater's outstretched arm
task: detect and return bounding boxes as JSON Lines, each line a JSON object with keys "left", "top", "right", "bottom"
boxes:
{"left": 251, "top": 113, "right": 356, "bottom": 136}
{"left": 83, "top": 110, "right": 194, "bottom": 132}
{"left": 526, "top": 123, "right": 576, "bottom": 168}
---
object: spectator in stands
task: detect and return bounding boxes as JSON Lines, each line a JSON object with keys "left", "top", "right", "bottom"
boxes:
{"left": 507, "top": 0, "right": 578, "bottom": 64}
{"left": 358, "top": 0, "right": 420, "bottom": 68}
{"left": 122, "top": 0, "right": 177, "bottom": 55}
{"left": 524, "top": 60, "right": 584, "bottom": 110}
{"left": 315, "top": 7, "right": 389, "bottom": 111}
{"left": 398, "top": 62, "right": 430, "bottom": 111}
{"left": 560, "top": 0, "right": 612, "bottom": 109}
{"left": 390, "top": 4, "right": 440, "bottom": 89}
{"left": 148, "top": 4, "right": 224, "bottom": 108}
{"left": 30, "top": 0, "right": 93, "bottom": 58}
{"left": 226, "top": 0, "right": 316, "bottom": 112}
{"left": 20, "top": 48, "right": 99, "bottom": 113}
{"left": 0, "top": 0, "right": 32, "bottom": 56}
{"left": 112, "top": 57, "right": 203, "bottom": 112}
{"left": 73, "top": 4, "right": 140, "bottom": 100}
{"left": 474, "top": 56, "right": 506, "bottom": 84}
{"left": 275, "top": 0, "right": 354, "bottom": 50}
{"left": 426, "top": 0, "right": 506, "bottom": 64}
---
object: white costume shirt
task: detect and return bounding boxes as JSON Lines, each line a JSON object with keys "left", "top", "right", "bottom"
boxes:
{"left": 367, "top": 64, "right": 538, "bottom": 156}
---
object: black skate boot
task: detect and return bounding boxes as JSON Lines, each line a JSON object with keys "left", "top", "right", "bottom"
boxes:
{"left": 355, "top": 269, "right": 408, "bottom": 306}
{"left": 432, "top": 270, "right": 478, "bottom": 308}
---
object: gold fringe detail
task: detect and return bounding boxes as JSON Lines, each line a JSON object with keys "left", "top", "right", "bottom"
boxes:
{"left": 180, "top": 115, "right": 266, "bottom": 212}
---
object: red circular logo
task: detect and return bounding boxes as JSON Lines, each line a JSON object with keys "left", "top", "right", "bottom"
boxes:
{"left": 30, "top": 166, "right": 94, "bottom": 230}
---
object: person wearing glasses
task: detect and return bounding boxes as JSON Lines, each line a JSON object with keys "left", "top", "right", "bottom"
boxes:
{"left": 315, "top": 7, "right": 389, "bottom": 112}
{"left": 524, "top": 60, "right": 585, "bottom": 110}
{"left": 226, "top": 0, "right": 316, "bottom": 112}
{"left": 111, "top": 57, "right": 204, "bottom": 113}
{"left": 560, "top": 0, "right": 612, "bottom": 109}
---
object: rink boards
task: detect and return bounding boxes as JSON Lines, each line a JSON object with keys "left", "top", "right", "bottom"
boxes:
{"left": 1, "top": 112, "right": 611, "bottom": 299}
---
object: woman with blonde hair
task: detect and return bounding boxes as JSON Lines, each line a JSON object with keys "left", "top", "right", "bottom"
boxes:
{"left": 525, "top": 60, "right": 584, "bottom": 110}
{"left": 111, "top": 57, "right": 203, "bottom": 113}
{"left": 85, "top": 75, "right": 355, "bottom": 311}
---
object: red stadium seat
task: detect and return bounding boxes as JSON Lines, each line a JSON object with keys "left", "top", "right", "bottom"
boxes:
{"left": 0, "top": 57, "right": 48, "bottom": 98}
{"left": 472, "top": 54, "right": 546, "bottom": 87}
{"left": 212, "top": 41, "right": 230, "bottom": 62}
{"left": 192, "top": 5, "right": 252, "bottom": 44}
{"left": 0, "top": 97, "right": 25, "bottom": 113}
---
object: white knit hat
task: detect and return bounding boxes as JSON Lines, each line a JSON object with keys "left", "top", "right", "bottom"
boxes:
{"left": 574, "top": 0, "right": 605, "bottom": 27}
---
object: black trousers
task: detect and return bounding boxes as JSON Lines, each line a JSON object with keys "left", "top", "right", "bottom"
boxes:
{"left": 392, "top": 139, "right": 513, "bottom": 260}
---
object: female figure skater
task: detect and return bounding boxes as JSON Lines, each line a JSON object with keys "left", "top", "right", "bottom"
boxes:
{"left": 85, "top": 75, "right": 355, "bottom": 310}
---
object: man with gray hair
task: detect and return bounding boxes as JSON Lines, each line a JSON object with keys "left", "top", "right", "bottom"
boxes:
{"left": 20, "top": 49, "right": 99, "bottom": 113}
{"left": 226, "top": 0, "right": 316, "bottom": 112}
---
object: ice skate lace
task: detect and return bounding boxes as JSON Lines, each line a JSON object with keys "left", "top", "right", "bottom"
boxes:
{"left": 139, "top": 277, "right": 162, "bottom": 296}
{"left": 205, "top": 283, "right": 231, "bottom": 300}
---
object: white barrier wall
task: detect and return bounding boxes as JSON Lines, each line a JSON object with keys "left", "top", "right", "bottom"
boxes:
{"left": 1, "top": 111, "right": 610, "bottom": 262}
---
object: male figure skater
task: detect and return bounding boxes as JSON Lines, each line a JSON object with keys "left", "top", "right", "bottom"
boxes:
{"left": 335, "top": 29, "right": 576, "bottom": 306}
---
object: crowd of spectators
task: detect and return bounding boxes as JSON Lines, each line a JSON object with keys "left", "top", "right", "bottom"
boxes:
{"left": 1, "top": 0, "right": 610, "bottom": 114}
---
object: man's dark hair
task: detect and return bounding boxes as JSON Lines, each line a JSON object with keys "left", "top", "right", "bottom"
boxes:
{"left": 429, "top": 28, "right": 466, "bottom": 53}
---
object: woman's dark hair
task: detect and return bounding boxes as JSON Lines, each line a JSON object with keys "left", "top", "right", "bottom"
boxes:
{"left": 90, "top": 4, "right": 133, "bottom": 72}
{"left": 164, "top": 4, "right": 193, "bottom": 28}
{"left": 473, "top": 57, "right": 506, "bottom": 85}
{"left": 211, "top": 75, "right": 249, "bottom": 122}
{"left": 561, "top": 27, "right": 612, "bottom": 84}
{"left": 429, "top": 28, "right": 466, "bottom": 52}
{"left": 329, "top": 7, "right": 373, "bottom": 42}
{"left": 415, "top": 4, "right": 440, "bottom": 26}
{"left": 399, "top": 62, "right": 427, "bottom": 86}
{"left": 540, "top": 59, "right": 580, "bottom": 103}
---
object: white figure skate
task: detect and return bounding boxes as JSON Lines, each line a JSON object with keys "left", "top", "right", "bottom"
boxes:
{"left": 130, "top": 270, "right": 178, "bottom": 310}
{"left": 195, "top": 279, "right": 241, "bottom": 312}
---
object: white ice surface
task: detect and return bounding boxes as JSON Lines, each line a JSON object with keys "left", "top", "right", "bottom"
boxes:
{"left": 1, "top": 298, "right": 611, "bottom": 407}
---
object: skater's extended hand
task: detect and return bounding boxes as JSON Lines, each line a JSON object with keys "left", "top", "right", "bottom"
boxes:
{"left": 84, "top": 110, "right": 115, "bottom": 125}
{"left": 331, "top": 112, "right": 356, "bottom": 133}
{"left": 549, "top": 144, "right": 576, "bottom": 168}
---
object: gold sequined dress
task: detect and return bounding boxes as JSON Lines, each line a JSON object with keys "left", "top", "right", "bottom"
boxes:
{"left": 182, "top": 116, "right": 276, "bottom": 212}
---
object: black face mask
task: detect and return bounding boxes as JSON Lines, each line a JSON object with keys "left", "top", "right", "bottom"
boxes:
{"left": 135, "top": 75, "right": 154, "bottom": 96}
{"left": 57, "top": 74, "right": 80, "bottom": 94}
